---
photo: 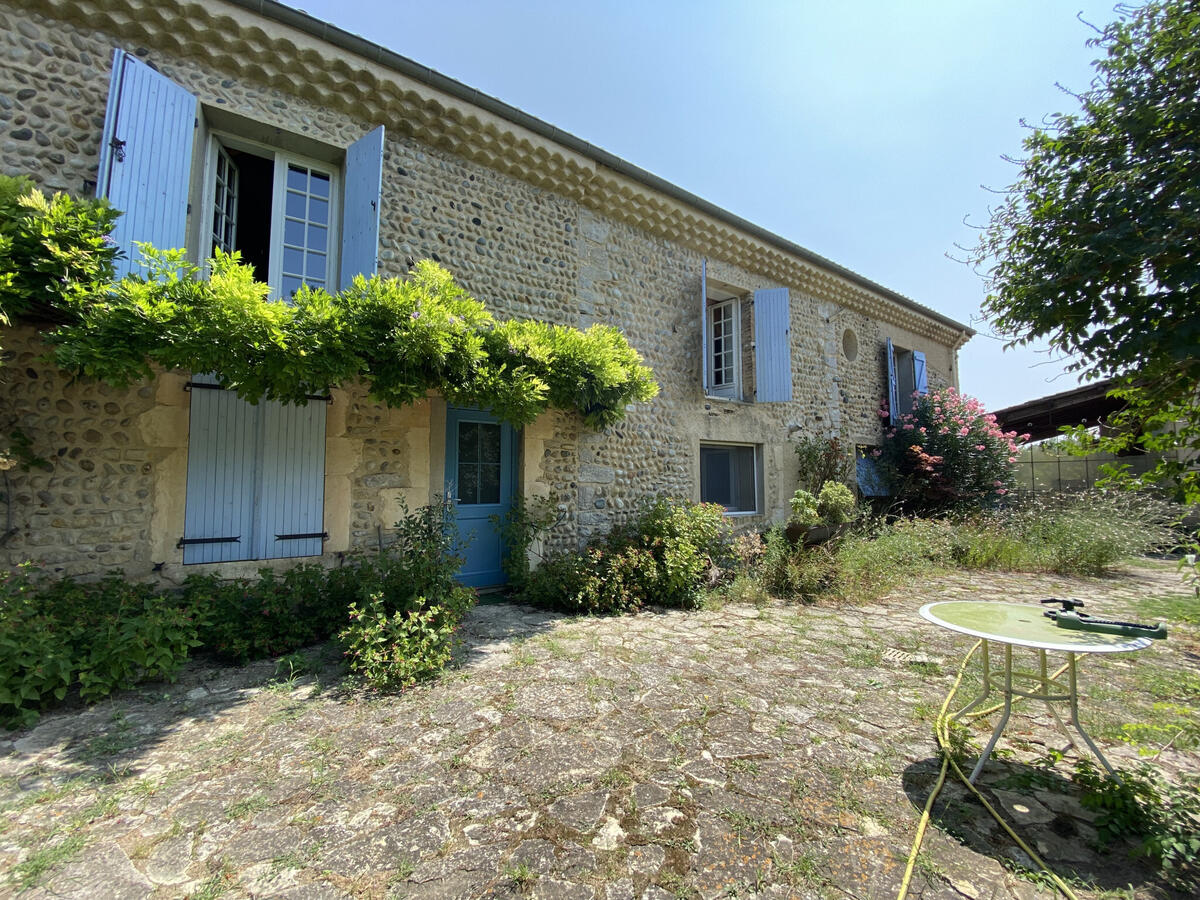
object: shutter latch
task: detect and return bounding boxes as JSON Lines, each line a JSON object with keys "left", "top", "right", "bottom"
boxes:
{"left": 109, "top": 137, "right": 126, "bottom": 163}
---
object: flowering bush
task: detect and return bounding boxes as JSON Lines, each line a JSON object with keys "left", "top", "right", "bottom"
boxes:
{"left": 877, "top": 387, "right": 1027, "bottom": 512}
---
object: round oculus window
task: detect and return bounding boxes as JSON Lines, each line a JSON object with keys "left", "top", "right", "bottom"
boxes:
{"left": 842, "top": 328, "right": 859, "bottom": 362}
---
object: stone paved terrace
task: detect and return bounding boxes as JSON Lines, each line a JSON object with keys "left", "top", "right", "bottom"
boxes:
{"left": 1, "top": 562, "right": 1196, "bottom": 899}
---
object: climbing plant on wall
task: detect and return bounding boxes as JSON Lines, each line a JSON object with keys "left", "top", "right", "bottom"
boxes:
{"left": 0, "top": 176, "right": 658, "bottom": 430}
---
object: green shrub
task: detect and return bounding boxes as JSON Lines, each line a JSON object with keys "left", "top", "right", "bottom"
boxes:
{"left": 0, "top": 566, "right": 199, "bottom": 727}
{"left": 185, "top": 501, "right": 474, "bottom": 664}
{"left": 339, "top": 593, "right": 465, "bottom": 691}
{"left": 519, "top": 498, "right": 730, "bottom": 615}
{"left": 793, "top": 434, "right": 852, "bottom": 494}
{"left": 760, "top": 528, "right": 839, "bottom": 601}
{"left": 788, "top": 490, "right": 819, "bottom": 527}
{"left": 1073, "top": 760, "right": 1200, "bottom": 888}
{"left": 816, "top": 481, "right": 857, "bottom": 525}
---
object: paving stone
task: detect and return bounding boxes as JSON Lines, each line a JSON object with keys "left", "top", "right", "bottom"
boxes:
{"left": 548, "top": 789, "right": 609, "bottom": 832}
{"left": 38, "top": 842, "right": 152, "bottom": 899}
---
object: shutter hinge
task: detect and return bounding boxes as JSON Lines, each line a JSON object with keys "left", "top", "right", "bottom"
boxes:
{"left": 109, "top": 137, "right": 126, "bottom": 162}
{"left": 177, "top": 535, "right": 240, "bottom": 548}
{"left": 275, "top": 532, "right": 329, "bottom": 542}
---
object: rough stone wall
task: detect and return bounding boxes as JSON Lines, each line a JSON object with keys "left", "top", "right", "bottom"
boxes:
{"left": 0, "top": 1, "right": 965, "bottom": 579}
{"left": 0, "top": 327, "right": 161, "bottom": 576}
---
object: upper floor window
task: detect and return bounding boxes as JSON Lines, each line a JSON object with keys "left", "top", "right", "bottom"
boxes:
{"left": 205, "top": 136, "right": 339, "bottom": 298}
{"left": 699, "top": 260, "right": 793, "bottom": 402}
{"left": 886, "top": 338, "right": 928, "bottom": 424}
{"left": 708, "top": 297, "right": 741, "bottom": 399}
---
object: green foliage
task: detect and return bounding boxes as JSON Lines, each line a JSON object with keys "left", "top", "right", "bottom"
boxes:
{"left": 972, "top": 0, "right": 1200, "bottom": 503}
{"left": 755, "top": 491, "right": 1175, "bottom": 605}
{"left": 793, "top": 434, "right": 851, "bottom": 494}
{"left": 760, "top": 527, "right": 839, "bottom": 601}
{"left": 1073, "top": 760, "right": 1200, "bottom": 888}
{"left": 184, "top": 501, "right": 474, "bottom": 664}
{"left": 0, "top": 564, "right": 199, "bottom": 727}
{"left": 338, "top": 593, "right": 461, "bottom": 691}
{"left": 496, "top": 495, "right": 558, "bottom": 590}
{"left": 519, "top": 498, "right": 731, "bottom": 615}
{"left": 0, "top": 175, "right": 119, "bottom": 324}
{"left": 45, "top": 248, "right": 658, "bottom": 428}
{"left": 877, "top": 387, "right": 1024, "bottom": 512}
{"left": 788, "top": 490, "right": 819, "bottom": 527}
{"left": 816, "top": 481, "right": 856, "bottom": 525}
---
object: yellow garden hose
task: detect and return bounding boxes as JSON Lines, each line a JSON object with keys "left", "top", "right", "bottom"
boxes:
{"left": 897, "top": 641, "right": 1082, "bottom": 900}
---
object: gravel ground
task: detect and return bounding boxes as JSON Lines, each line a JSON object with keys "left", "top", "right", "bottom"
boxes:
{"left": 1, "top": 561, "right": 1196, "bottom": 899}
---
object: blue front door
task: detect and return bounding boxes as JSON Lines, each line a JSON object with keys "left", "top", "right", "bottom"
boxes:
{"left": 445, "top": 407, "right": 517, "bottom": 588}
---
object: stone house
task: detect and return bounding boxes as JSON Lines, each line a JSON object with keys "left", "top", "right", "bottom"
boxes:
{"left": 0, "top": 0, "right": 973, "bottom": 586}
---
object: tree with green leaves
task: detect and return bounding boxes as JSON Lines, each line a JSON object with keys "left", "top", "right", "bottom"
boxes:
{"left": 973, "top": 0, "right": 1200, "bottom": 502}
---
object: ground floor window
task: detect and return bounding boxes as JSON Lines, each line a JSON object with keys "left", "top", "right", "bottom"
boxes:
{"left": 699, "top": 443, "right": 760, "bottom": 514}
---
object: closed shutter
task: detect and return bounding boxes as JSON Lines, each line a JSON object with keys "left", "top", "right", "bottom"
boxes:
{"left": 257, "top": 398, "right": 327, "bottom": 559}
{"left": 700, "top": 259, "right": 708, "bottom": 395}
{"left": 913, "top": 350, "right": 928, "bottom": 396}
{"left": 753, "top": 288, "right": 792, "bottom": 402}
{"left": 886, "top": 337, "right": 900, "bottom": 427}
{"left": 98, "top": 49, "right": 197, "bottom": 278}
{"left": 339, "top": 125, "right": 386, "bottom": 287}
{"left": 181, "top": 376, "right": 259, "bottom": 564}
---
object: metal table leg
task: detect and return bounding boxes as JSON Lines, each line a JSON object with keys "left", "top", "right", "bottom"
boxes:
{"left": 954, "top": 639, "right": 992, "bottom": 718}
{"left": 969, "top": 643, "right": 1012, "bottom": 783}
{"left": 1067, "top": 652, "right": 1118, "bottom": 778}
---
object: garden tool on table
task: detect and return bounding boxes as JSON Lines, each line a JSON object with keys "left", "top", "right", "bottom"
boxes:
{"left": 1040, "top": 597, "right": 1167, "bottom": 640}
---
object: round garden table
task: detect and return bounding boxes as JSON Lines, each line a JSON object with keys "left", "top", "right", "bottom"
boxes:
{"left": 919, "top": 600, "right": 1153, "bottom": 782}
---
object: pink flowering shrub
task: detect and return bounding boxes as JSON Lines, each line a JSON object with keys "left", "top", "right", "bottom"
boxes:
{"left": 878, "top": 388, "right": 1027, "bottom": 512}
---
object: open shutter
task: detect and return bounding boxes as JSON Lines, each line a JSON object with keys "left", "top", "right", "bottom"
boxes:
{"left": 753, "top": 288, "right": 792, "bottom": 402}
{"left": 912, "top": 350, "right": 928, "bottom": 396}
{"left": 339, "top": 125, "right": 385, "bottom": 287}
{"left": 886, "top": 337, "right": 900, "bottom": 427}
{"left": 700, "top": 259, "right": 709, "bottom": 395}
{"left": 181, "top": 377, "right": 259, "bottom": 564}
{"left": 256, "top": 398, "right": 328, "bottom": 560}
{"left": 98, "top": 49, "right": 197, "bottom": 278}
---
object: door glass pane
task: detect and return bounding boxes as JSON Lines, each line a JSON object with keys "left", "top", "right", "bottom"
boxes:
{"left": 458, "top": 464, "right": 479, "bottom": 505}
{"left": 456, "top": 420, "right": 502, "bottom": 505}
{"left": 479, "top": 462, "right": 501, "bottom": 504}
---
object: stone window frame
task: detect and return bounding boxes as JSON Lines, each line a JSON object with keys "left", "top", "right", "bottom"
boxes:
{"left": 705, "top": 279, "right": 746, "bottom": 401}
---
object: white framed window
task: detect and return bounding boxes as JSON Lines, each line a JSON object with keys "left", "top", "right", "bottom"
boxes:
{"left": 699, "top": 443, "right": 761, "bottom": 514}
{"left": 204, "top": 133, "right": 340, "bottom": 299}
{"left": 706, "top": 295, "right": 742, "bottom": 400}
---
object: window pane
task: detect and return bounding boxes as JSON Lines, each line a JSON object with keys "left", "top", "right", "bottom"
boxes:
{"left": 287, "top": 165, "right": 308, "bottom": 191}
{"left": 284, "top": 219, "right": 305, "bottom": 246}
{"left": 458, "top": 422, "right": 478, "bottom": 462}
{"left": 479, "top": 424, "right": 501, "bottom": 463}
{"left": 282, "top": 247, "right": 304, "bottom": 276}
{"left": 306, "top": 252, "right": 326, "bottom": 279}
{"left": 310, "top": 172, "right": 331, "bottom": 198}
{"left": 479, "top": 463, "right": 501, "bottom": 504}
{"left": 700, "top": 444, "right": 757, "bottom": 513}
{"left": 281, "top": 275, "right": 303, "bottom": 298}
{"left": 310, "top": 197, "right": 329, "bottom": 226}
{"left": 458, "top": 464, "right": 479, "bottom": 504}
{"left": 307, "top": 224, "right": 328, "bottom": 253}
{"left": 285, "top": 190, "right": 306, "bottom": 219}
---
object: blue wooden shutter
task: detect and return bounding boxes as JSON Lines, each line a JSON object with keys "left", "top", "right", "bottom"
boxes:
{"left": 98, "top": 49, "right": 196, "bottom": 278}
{"left": 256, "top": 398, "right": 328, "bottom": 559}
{"left": 886, "top": 337, "right": 900, "bottom": 427}
{"left": 182, "top": 377, "right": 259, "bottom": 564}
{"left": 339, "top": 125, "right": 385, "bottom": 287}
{"left": 753, "top": 288, "right": 792, "bottom": 402}
{"left": 913, "top": 351, "right": 928, "bottom": 396}
{"left": 700, "top": 259, "right": 709, "bottom": 395}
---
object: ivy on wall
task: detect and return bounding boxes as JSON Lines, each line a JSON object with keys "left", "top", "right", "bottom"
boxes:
{"left": 0, "top": 177, "right": 659, "bottom": 429}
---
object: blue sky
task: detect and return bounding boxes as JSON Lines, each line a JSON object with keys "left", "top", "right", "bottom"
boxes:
{"left": 299, "top": 0, "right": 1119, "bottom": 411}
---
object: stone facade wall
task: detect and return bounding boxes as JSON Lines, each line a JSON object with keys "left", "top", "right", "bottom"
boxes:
{"left": 0, "top": 0, "right": 967, "bottom": 580}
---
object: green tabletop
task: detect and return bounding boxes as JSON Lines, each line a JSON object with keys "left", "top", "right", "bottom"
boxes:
{"left": 920, "top": 601, "right": 1152, "bottom": 654}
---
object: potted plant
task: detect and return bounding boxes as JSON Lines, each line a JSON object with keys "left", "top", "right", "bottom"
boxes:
{"left": 785, "top": 481, "right": 857, "bottom": 545}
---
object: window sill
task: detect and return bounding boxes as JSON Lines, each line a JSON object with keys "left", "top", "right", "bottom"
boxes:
{"left": 723, "top": 510, "right": 761, "bottom": 517}
{"left": 703, "top": 394, "right": 751, "bottom": 406}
